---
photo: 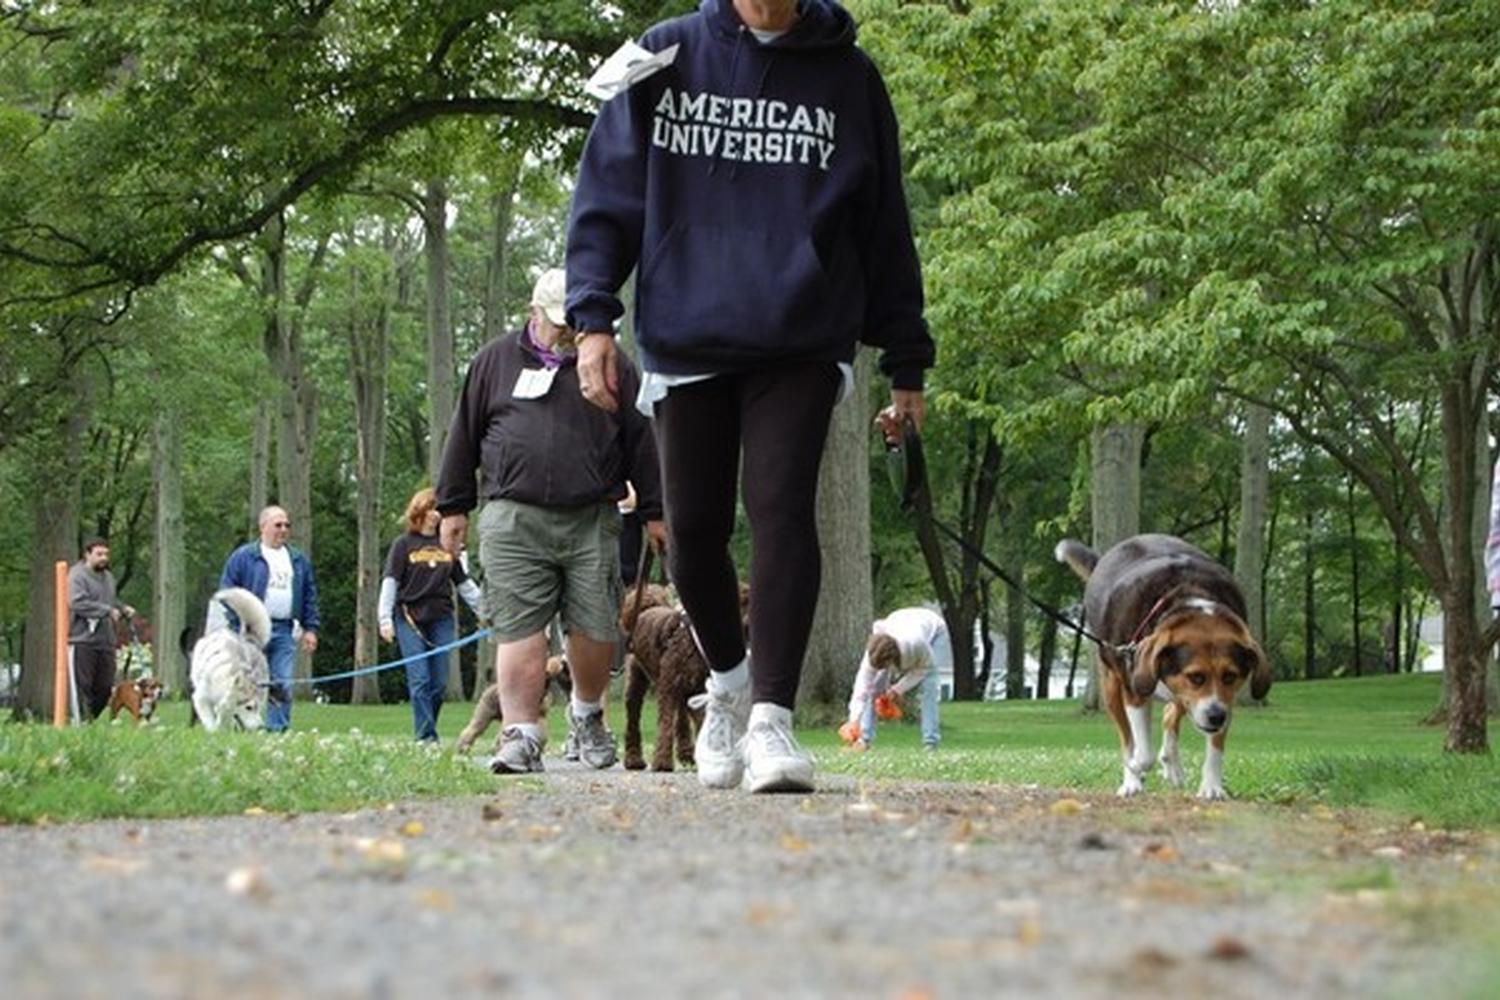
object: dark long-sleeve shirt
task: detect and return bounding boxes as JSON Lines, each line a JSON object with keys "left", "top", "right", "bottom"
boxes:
{"left": 435, "top": 329, "right": 663, "bottom": 520}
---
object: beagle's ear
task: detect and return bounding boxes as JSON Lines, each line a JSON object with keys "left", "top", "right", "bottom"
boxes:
{"left": 1236, "top": 642, "right": 1272, "bottom": 700}
{"left": 1130, "top": 639, "right": 1180, "bottom": 698}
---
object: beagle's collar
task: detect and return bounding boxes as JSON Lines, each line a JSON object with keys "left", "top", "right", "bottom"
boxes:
{"left": 1128, "top": 595, "right": 1223, "bottom": 646}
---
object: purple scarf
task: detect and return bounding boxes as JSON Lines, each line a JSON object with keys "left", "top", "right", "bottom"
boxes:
{"left": 526, "top": 319, "right": 572, "bottom": 370}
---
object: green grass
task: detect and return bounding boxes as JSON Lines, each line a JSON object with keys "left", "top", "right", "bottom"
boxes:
{"left": 3, "top": 672, "right": 1498, "bottom": 826}
{"left": 814, "top": 672, "right": 1500, "bottom": 827}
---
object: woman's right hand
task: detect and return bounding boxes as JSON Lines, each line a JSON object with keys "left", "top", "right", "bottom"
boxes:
{"left": 379, "top": 623, "right": 395, "bottom": 643}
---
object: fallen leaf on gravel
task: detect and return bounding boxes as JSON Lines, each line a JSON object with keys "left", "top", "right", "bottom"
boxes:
{"left": 993, "top": 897, "right": 1040, "bottom": 917}
{"left": 356, "top": 837, "right": 408, "bottom": 864}
{"left": 243, "top": 806, "right": 267, "bottom": 816}
{"left": 950, "top": 818, "right": 975, "bottom": 843}
{"left": 124, "top": 829, "right": 144, "bottom": 844}
{"left": 1050, "top": 798, "right": 1086, "bottom": 816}
{"left": 1207, "top": 935, "right": 1251, "bottom": 961}
{"left": 1131, "top": 947, "right": 1176, "bottom": 969}
{"left": 480, "top": 801, "right": 505, "bottom": 822}
{"left": 1141, "top": 841, "right": 1180, "bottom": 863}
{"left": 1017, "top": 917, "right": 1042, "bottom": 948}
{"left": 1409, "top": 820, "right": 1427, "bottom": 832}
{"left": 417, "top": 889, "right": 453, "bottom": 911}
{"left": 524, "top": 825, "right": 562, "bottom": 842}
{"left": 780, "top": 834, "right": 810, "bottom": 853}
{"left": 84, "top": 855, "right": 145, "bottom": 875}
{"left": 745, "top": 903, "right": 792, "bottom": 926}
{"left": 400, "top": 821, "right": 425, "bottom": 838}
{"left": 224, "top": 867, "right": 270, "bottom": 899}
{"left": 608, "top": 808, "right": 635, "bottom": 831}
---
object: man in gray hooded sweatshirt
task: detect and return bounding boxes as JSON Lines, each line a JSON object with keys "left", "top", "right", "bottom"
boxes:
{"left": 68, "top": 537, "right": 134, "bottom": 720}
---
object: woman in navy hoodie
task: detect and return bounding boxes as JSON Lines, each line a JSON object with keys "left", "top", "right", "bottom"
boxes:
{"left": 566, "top": 0, "right": 934, "bottom": 793}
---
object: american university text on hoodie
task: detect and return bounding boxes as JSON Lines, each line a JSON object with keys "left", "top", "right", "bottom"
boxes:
{"left": 566, "top": 0, "right": 934, "bottom": 388}
{"left": 652, "top": 89, "right": 838, "bottom": 170}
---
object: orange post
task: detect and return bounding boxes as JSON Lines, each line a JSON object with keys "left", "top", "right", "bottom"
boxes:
{"left": 53, "top": 560, "right": 68, "bottom": 727}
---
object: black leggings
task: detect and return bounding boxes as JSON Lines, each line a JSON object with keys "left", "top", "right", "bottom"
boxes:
{"left": 653, "top": 364, "right": 840, "bottom": 709}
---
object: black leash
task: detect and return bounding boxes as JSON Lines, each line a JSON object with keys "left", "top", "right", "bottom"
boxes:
{"left": 886, "top": 420, "right": 1125, "bottom": 658}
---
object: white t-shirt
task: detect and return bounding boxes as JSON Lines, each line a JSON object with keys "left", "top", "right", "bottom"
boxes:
{"left": 262, "top": 543, "right": 295, "bottom": 621}
{"left": 847, "top": 608, "right": 949, "bottom": 722}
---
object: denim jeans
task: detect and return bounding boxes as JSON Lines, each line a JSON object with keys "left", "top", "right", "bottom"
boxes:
{"left": 396, "top": 614, "right": 455, "bottom": 742}
{"left": 860, "top": 628, "right": 950, "bottom": 749}
{"left": 265, "top": 620, "right": 297, "bottom": 732}
{"left": 860, "top": 667, "right": 941, "bottom": 748}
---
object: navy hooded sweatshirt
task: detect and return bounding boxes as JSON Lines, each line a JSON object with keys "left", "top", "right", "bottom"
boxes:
{"left": 565, "top": 0, "right": 934, "bottom": 389}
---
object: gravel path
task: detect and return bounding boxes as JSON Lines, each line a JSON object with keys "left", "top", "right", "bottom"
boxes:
{"left": 2, "top": 761, "right": 1496, "bottom": 999}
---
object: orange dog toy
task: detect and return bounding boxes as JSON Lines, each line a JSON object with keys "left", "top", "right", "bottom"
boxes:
{"left": 838, "top": 720, "right": 861, "bottom": 744}
{"left": 874, "top": 692, "right": 903, "bottom": 721}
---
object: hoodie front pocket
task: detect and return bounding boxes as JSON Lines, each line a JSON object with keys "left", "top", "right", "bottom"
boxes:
{"left": 638, "top": 223, "right": 839, "bottom": 360}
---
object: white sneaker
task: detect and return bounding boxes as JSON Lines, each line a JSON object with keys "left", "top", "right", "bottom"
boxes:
{"left": 742, "top": 715, "right": 815, "bottom": 794}
{"left": 688, "top": 681, "right": 750, "bottom": 789}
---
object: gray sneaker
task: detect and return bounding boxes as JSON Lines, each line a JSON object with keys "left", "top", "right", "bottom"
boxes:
{"left": 570, "top": 710, "right": 618, "bottom": 769}
{"left": 489, "top": 726, "right": 545, "bottom": 774}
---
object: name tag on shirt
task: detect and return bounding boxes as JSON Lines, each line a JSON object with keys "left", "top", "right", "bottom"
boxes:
{"left": 513, "top": 367, "right": 557, "bottom": 400}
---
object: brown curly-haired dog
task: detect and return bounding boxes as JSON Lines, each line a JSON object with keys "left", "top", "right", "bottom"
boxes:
{"left": 619, "top": 583, "right": 748, "bottom": 772}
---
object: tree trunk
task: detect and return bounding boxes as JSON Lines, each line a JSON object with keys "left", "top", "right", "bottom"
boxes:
{"left": 261, "top": 212, "right": 325, "bottom": 696}
{"left": 17, "top": 401, "right": 87, "bottom": 719}
{"left": 910, "top": 420, "right": 1002, "bottom": 701}
{"left": 1002, "top": 519, "right": 1027, "bottom": 700}
{"left": 425, "top": 178, "right": 455, "bottom": 482}
{"left": 1083, "top": 422, "right": 1144, "bottom": 710}
{"left": 422, "top": 179, "right": 464, "bottom": 702}
{"left": 250, "top": 398, "right": 271, "bottom": 535}
{"left": 1036, "top": 615, "right": 1057, "bottom": 700}
{"left": 1303, "top": 500, "right": 1315, "bottom": 680}
{"left": 483, "top": 163, "right": 520, "bottom": 345}
{"left": 1347, "top": 474, "right": 1363, "bottom": 675}
{"left": 1435, "top": 372, "right": 1488, "bottom": 750}
{"left": 1234, "top": 403, "right": 1270, "bottom": 646}
{"left": 151, "top": 402, "right": 187, "bottom": 695}
{"left": 800, "top": 353, "right": 873, "bottom": 713}
{"left": 348, "top": 245, "right": 390, "bottom": 705}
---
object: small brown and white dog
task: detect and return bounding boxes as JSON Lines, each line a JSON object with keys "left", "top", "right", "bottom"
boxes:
{"left": 1057, "top": 533, "right": 1271, "bottom": 799}
{"left": 108, "top": 676, "right": 164, "bottom": 724}
{"left": 455, "top": 654, "right": 569, "bottom": 754}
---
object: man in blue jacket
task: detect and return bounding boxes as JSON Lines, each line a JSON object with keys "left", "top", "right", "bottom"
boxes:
{"left": 565, "top": 0, "right": 935, "bottom": 793}
{"left": 220, "top": 505, "right": 321, "bottom": 731}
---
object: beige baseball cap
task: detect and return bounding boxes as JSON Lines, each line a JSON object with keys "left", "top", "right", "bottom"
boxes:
{"left": 530, "top": 268, "right": 568, "bottom": 327}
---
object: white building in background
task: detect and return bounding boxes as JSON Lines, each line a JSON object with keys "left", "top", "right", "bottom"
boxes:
{"left": 926, "top": 624, "right": 1086, "bottom": 701}
{"left": 1419, "top": 614, "right": 1446, "bottom": 673}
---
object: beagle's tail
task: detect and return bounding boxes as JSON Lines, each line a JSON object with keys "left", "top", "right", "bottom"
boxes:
{"left": 1054, "top": 539, "right": 1099, "bottom": 582}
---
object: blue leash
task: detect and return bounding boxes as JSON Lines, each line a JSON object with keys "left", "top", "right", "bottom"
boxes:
{"left": 262, "top": 627, "right": 493, "bottom": 687}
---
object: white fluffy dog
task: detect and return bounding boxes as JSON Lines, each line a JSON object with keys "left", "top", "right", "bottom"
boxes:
{"left": 191, "top": 588, "right": 271, "bottom": 732}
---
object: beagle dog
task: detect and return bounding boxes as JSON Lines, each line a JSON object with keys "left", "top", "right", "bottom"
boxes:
{"left": 1056, "top": 534, "right": 1271, "bottom": 799}
{"left": 108, "top": 676, "right": 165, "bottom": 725}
